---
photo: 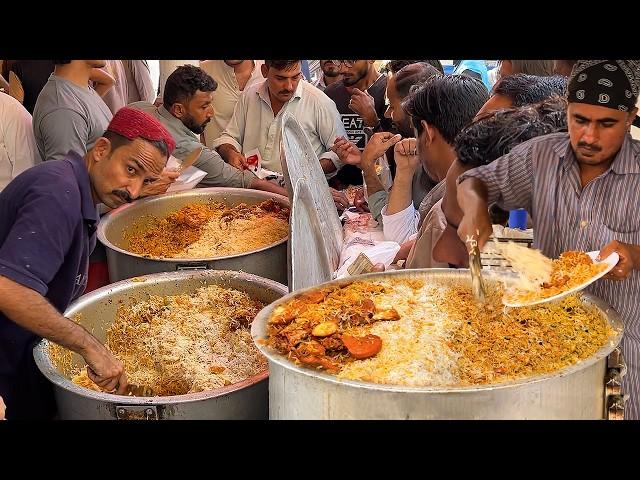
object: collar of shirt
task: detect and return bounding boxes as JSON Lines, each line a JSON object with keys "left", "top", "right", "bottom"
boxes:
{"left": 65, "top": 150, "right": 98, "bottom": 226}
{"left": 556, "top": 133, "right": 640, "bottom": 175}
{"left": 257, "top": 78, "right": 303, "bottom": 109}
{"left": 157, "top": 104, "right": 199, "bottom": 139}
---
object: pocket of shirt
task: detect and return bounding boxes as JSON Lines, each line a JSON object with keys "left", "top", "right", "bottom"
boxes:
{"left": 603, "top": 202, "right": 640, "bottom": 234}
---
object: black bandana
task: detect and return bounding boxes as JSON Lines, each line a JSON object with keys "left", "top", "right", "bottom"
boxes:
{"left": 567, "top": 60, "right": 640, "bottom": 111}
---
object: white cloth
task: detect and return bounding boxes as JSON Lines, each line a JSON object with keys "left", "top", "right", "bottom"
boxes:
{"left": 199, "top": 60, "right": 265, "bottom": 146}
{"left": 211, "top": 79, "right": 345, "bottom": 174}
{"left": 381, "top": 203, "right": 420, "bottom": 245}
{"left": 0, "top": 93, "right": 41, "bottom": 191}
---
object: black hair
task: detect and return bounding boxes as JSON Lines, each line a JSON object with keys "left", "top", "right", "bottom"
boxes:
{"left": 386, "top": 60, "right": 444, "bottom": 75}
{"left": 454, "top": 96, "right": 568, "bottom": 169}
{"left": 264, "top": 60, "right": 300, "bottom": 71}
{"left": 493, "top": 74, "right": 567, "bottom": 107}
{"left": 102, "top": 130, "right": 169, "bottom": 158}
{"left": 394, "top": 63, "right": 440, "bottom": 99}
{"left": 163, "top": 65, "right": 217, "bottom": 109}
{"left": 53, "top": 60, "right": 72, "bottom": 65}
{"left": 403, "top": 75, "right": 489, "bottom": 145}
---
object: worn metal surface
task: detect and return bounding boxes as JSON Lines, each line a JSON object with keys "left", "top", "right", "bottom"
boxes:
{"left": 288, "top": 178, "right": 333, "bottom": 291}
{"left": 97, "top": 188, "right": 289, "bottom": 285}
{"left": 34, "top": 270, "right": 287, "bottom": 420}
{"left": 279, "top": 113, "right": 343, "bottom": 276}
{"left": 252, "top": 269, "right": 624, "bottom": 419}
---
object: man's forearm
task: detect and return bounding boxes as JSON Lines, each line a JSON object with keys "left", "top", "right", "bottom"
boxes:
{"left": 386, "top": 169, "right": 415, "bottom": 215}
{"left": 362, "top": 162, "right": 385, "bottom": 196}
{"left": 0, "top": 276, "right": 98, "bottom": 356}
{"left": 320, "top": 158, "right": 337, "bottom": 174}
{"left": 249, "top": 178, "right": 288, "bottom": 197}
{"left": 217, "top": 143, "right": 239, "bottom": 163}
{"left": 457, "top": 177, "right": 489, "bottom": 215}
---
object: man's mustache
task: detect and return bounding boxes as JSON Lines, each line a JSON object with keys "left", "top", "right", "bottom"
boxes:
{"left": 113, "top": 189, "right": 133, "bottom": 203}
{"left": 279, "top": 90, "right": 293, "bottom": 95}
{"left": 577, "top": 141, "right": 602, "bottom": 152}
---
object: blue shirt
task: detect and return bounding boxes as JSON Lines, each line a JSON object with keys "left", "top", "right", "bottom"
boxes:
{"left": 0, "top": 151, "right": 97, "bottom": 419}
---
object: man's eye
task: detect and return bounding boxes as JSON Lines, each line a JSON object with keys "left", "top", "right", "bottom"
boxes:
{"left": 128, "top": 166, "right": 136, "bottom": 174}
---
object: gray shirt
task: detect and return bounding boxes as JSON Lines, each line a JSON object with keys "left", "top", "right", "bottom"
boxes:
{"left": 460, "top": 132, "right": 640, "bottom": 419}
{"left": 129, "top": 102, "right": 254, "bottom": 188}
{"left": 32, "top": 75, "right": 112, "bottom": 161}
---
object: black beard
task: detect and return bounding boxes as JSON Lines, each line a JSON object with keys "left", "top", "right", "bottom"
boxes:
{"left": 184, "top": 117, "right": 208, "bottom": 134}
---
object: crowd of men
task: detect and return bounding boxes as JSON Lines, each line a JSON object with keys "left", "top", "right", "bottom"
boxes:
{"left": 1, "top": 59, "right": 639, "bottom": 420}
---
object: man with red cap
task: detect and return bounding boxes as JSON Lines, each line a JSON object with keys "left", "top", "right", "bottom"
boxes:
{"left": 0, "top": 107, "right": 175, "bottom": 419}
{"left": 454, "top": 60, "right": 640, "bottom": 419}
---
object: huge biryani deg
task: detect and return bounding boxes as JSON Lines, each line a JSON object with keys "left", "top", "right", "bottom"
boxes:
{"left": 265, "top": 278, "right": 613, "bottom": 387}
{"left": 124, "top": 199, "right": 289, "bottom": 258}
{"left": 52, "top": 284, "right": 267, "bottom": 396}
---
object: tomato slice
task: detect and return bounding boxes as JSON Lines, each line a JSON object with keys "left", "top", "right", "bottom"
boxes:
{"left": 341, "top": 334, "right": 382, "bottom": 359}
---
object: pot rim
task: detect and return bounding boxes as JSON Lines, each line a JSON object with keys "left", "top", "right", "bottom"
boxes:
{"left": 252, "top": 268, "right": 624, "bottom": 394}
{"left": 34, "top": 269, "right": 286, "bottom": 404}
{"left": 97, "top": 187, "right": 290, "bottom": 262}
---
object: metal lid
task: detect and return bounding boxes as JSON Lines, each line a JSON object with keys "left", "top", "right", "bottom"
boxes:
{"left": 278, "top": 112, "right": 343, "bottom": 284}
{"left": 288, "top": 178, "right": 333, "bottom": 291}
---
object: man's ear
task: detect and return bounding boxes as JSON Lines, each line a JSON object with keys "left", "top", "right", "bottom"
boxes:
{"left": 422, "top": 120, "right": 435, "bottom": 147}
{"left": 627, "top": 107, "right": 638, "bottom": 129}
{"left": 91, "top": 137, "right": 112, "bottom": 163}
{"left": 261, "top": 63, "right": 269, "bottom": 79}
{"left": 169, "top": 102, "right": 186, "bottom": 119}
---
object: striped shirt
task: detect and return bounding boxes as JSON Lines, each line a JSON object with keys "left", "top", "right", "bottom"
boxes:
{"left": 460, "top": 131, "right": 640, "bottom": 419}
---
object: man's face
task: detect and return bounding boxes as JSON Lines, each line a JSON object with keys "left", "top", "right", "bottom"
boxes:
{"left": 89, "top": 138, "right": 166, "bottom": 208}
{"left": 384, "top": 76, "right": 412, "bottom": 137}
{"left": 320, "top": 60, "right": 341, "bottom": 78}
{"left": 568, "top": 102, "right": 635, "bottom": 167}
{"left": 224, "top": 60, "right": 245, "bottom": 66}
{"left": 339, "top": 60, "right": 370, "bottom": 87}
{"left": 432, "top": 159, "right": 472, "bottom": 267}
{"left": 181, "top": 90, "right": 215, "bottom": 134}
{"left": 263, "top": 62, "right": 303, "bottom": 104}
{"left": 474, "top": 93, "right": 513, "bottom": 121}
{"left": 86, "top": 60, "right": 107, "bottom": 68}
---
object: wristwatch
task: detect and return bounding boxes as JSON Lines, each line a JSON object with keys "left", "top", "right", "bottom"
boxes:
{"left": 363, "top": 120, "right": 382, "bottom": 137}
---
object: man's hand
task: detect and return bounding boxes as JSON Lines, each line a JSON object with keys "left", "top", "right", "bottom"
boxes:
{"left": 457, "top": 204, "right": 492, "bottom": 253}
{"left": 84, "top": 344, "right": 128, "bottom": 394}
{"left": 346, "top": 87, "right": 378, "bottom": 127}
{"left": 353, "top": 188, "right": 369, "bottom": 212}
{"left": 393, "top": 138, "right": 420, "bottom": 173}
{"left": 0, "top": 394, "right": 5, "bottom": 420}
{"left": 227, "top": 150, "right": 248, "bottom": 170}
{"left": 140, "top": 168, "right": 180, "bottom": 197}
{"left": 361, "top": 132, "right": 402, "bottom": 169}
{"left": 330, "top": 187, "right": 350, "bottom": 212}
{"left": 599, "top": 240, "right": 639, "bottom": 281}
{"left": 332, "top": 136, "right": 361, "bottom": 166}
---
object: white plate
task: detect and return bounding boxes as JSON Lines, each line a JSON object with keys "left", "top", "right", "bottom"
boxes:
{"left": 503, "top": 250, "right": 619, "bottom": 308}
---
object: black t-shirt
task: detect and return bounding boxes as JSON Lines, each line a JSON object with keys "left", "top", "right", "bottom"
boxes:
{"left": 10, "top": 61, "right": 55, "bottom": 114}
{"left": 325, "top": 75, "right": 392, "bottom": 186}
{"left": 324, "top": 74, "right": 390, "bottom": 150}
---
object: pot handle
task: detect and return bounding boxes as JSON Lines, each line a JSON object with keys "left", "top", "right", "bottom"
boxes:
{"left": 115, "top": 405, "right": 160, "bottom": 420}
{"left": 176, "top": 264, "right": 208, "bottom": 271}
{"left": 605, "top": 347, "right": 628, "bottom": 420}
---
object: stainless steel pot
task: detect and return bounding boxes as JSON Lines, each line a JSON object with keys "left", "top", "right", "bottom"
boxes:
{"left": 34, "top": 270, "right": 287, "bottom": 420}
{"left": 252, "top": 269, "right": 625, "bottom": 420}
{"left": 97, "top": 188, "right": 289, "bottom": 285}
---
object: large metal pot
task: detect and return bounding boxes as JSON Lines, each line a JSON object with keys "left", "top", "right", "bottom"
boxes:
{"left": 97, "top": 188, "right": 289, "bottom": 285}
{"left": 252, "top": 269, "right": 625, "bottom": 420}
{"left": 34, "top": 270, "right": 287, "bottom": 420}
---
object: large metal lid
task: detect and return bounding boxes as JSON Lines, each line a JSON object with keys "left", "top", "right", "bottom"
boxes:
{"left": 278, "top": 112, "right": 343, "bottom": 285}
{"left": 288, "top": 178, "right": 334, "bottom": 291}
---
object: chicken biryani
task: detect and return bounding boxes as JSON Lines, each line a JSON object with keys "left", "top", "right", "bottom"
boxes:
{"left": 265, "top": 277, "right": 613, "bottom": 387}
{"left": 124, "top": 199, "right": 289, "bottom": 258}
